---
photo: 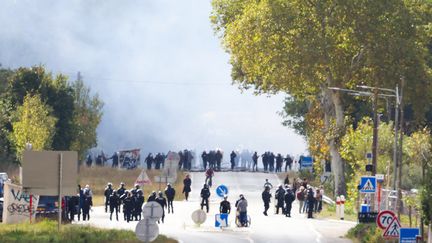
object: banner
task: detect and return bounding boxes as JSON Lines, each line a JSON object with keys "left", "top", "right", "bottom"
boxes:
{"left": 119, "top": 149, "right": 141, "bottom": 169}
{"left": 135, "top": 169, "right": 152, "bottom": 186}
{"left": 2, "top": 182, "right": 39, "bottom": 224}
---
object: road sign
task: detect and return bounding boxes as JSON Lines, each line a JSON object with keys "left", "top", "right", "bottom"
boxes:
{"left": 301, "top": 156, "right": 313, "bottom": 167}
{"left": 135, "top": 218, "right": 159, "bottom": 242}
{"left": 142, "top": 202, "right": 163, "bottom": 221}
{"left": 376, "top": 174, "right": 384, "bottom": 182}
{"left": 377, "top": 210, "right": 396, "bottom": 229}
{"left": 164, "top": 151, "right": 180, "bottom": 169}
{"left": 216, "top": 185, "right": 229, "bottom": 198}
{"left": 366, "top": 153, "right": 372, "bottom": 159}
{"left": 191, "top": 209, "right": 207, "bottom": 225}
{"left": 383, "top": 217, "right": 401, "bottom": 238}
{"left": 400, "top": 228, "right": 420, "bottom": 243}
{"left": 135, "top": 169, "right": 152, "bottom": 186}
{"left": 360, "top": 176, "right": 376, "bottom": 193}
{"left": 22, "top": 151, "right": 78, "bottom": 196}
{"left": 215, "top": 214, "right": 228, "bottom": 227}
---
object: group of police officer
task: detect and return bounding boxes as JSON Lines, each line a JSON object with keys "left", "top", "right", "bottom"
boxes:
{"left": 103, "top": 182, "right": 176, "bottom": 223}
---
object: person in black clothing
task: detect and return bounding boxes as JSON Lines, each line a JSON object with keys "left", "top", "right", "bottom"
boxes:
{"left": 262, "top": 152, "right": 268, "bottom": 171}
{"left": 131, "top": 184, "right": 140, "bottom": 197}
{"left": 200, "top": 184, "right": 211, "bottom": 213}
{"left": 109, "top": 190, "right": 120, "bottom": 221}
{"left": 269, "top": 153, "right": 275, "bottom": 172}
{"left": 230, "top": 151, "right": 236, "bottom": 170}
{"left": 104, "top": 182, "right": 113, "bottom": 213}
{"left": 86, "top": 154, "right": 93, "bottom": 167}
{"left": 201, "top": 151, "right": 208, "bottom": 170}
{"left": 110, "top": 152, "right": 119, "bottom": 168}
{"left": 68, "top": 195, "right": 79, "bottom": 221}
{"left": 219, "top": 196, "right": 231, "bottom": 214}
{"left": 164, "top": 183, "right": 176, "bottom": 214}
{"left": 284, "top": 187, "right": 295, "bottom": 217}
{"left": 284, "top": 155, "right": 293, "bottom": 171}
{"left": 178, "top": 151, "right": 184, "bottom": 170}
{"left": 276, "top": 154, "right": 283, "bottom": 172}
{"left": 252, "top": 152, "right": 258, "bottom": 172}
{"left": 182, "top": 175, "right": 192, "bottom": 201}
{"left": 283, "top": 175, "right": 290, "bottom": 186}
{"left": 307, "top": 188, "right": 315, "bottom": 219}
{"left": 123, "top": 191, "right": 134, "bottom": 223}
{"left": 82, "top": 186, "right": 93, "bottom": 221}
{"left": 155, "top": 191, "right": 167, "bottom": 223}
{"left": 275, "top": 185, "right": 285, "bottom": 214}
{"left": 215, "top": 150, "right": 223, "bottom": 171}
{"left": 135, "top": 190, "right": 144, "bottom": 221}
{"left": 145, "top": 153, "right": 153, "bottom": 170}
{"left": 262, "top": 186, "right": 271, "bottom": 216}
{"left": 148, "top": 191, "right": 157, "bottom": 202}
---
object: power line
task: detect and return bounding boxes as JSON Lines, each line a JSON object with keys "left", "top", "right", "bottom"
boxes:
{"left": 61, "top": 71, "right": 230, "bottom": 86}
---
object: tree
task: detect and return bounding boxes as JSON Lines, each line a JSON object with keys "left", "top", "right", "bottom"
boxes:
{"left": 70, "top": 75, "right": 104, "bottom": 161}
{"left": 211, "top": 0, "right": 432, "bottom": 195}
{"left": 9, "top": 93, "right": 57, "bottom": 158}
{"left": 7, "top": 66, "right": 75, "bottom": 150}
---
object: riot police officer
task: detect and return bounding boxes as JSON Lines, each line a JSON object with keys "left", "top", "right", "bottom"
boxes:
{"left": 275, "top": 185, "right": 285, "bottom": 214}
{"left": 104, "top": 182, "right": 113, "bottom": 213}
{"left": 262, "top": 186, "right": 271, "bottom": 216}
{"left": 109, "top": 190, "right": 120, "bottom": 221}
{"left": 155, "top": 191, "right": 167, "bottom": 223}
{"left": 200, "top": 184, "right": 211, "bottom": 213}
{"left": 164, "top": 183, "right": 176, "bottom": 214}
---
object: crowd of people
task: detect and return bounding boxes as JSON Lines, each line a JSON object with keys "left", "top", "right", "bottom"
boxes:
{"left": 263, "top": 175, "right": 324, "bottom": 219}
{"left": 65, "top": 182, "right": 176, "bottom": 224}
{"left": 84, "top": 149, "right": 309, "bottom": 174}
{"left": 66, "top": 172, "right": 324, "bottom": 227}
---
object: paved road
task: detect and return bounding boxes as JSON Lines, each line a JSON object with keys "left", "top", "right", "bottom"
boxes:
{"left": 76, "top": 172, "right": 356, "bottom": 243}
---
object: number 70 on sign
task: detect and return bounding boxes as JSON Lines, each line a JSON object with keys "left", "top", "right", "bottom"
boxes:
{"left": 377, "top": 210, "right": 396, "bottom": 230}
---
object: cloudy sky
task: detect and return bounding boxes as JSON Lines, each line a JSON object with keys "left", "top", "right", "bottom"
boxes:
{"left": 0, "top": 0, "right": 306, "bottom": 155}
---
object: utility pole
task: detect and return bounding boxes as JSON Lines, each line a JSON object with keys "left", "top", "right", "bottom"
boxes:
{"left": 397, "top": 78, "right": 405, "bottom": 218}
{"left": 392, "top": 84, "right": 399, "bottom": 190}
{"left": 372, "top": 89, "right": 379, "bottom": 176}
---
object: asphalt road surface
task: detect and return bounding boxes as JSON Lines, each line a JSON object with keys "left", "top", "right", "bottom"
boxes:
{"left": 76, "top": 172, "right": 356, "bottom": 243}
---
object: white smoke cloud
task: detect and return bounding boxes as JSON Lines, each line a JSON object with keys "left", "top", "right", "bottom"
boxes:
{"left": 0, "top": 0, "right": 306, "bottom": 156}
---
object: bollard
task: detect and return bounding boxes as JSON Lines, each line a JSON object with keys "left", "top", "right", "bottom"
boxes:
{"left": 336, "top": 196, "right": 341, "bottom": 219}
{"left": 340, "top": 195, "right": 345, "bottom": 220}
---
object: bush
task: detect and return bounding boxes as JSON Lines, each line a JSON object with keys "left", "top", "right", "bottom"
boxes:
{"left": 347, "top": 223, "right": 384, "bottom": 243}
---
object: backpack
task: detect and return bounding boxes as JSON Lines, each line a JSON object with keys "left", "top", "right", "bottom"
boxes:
{"left": 296, "top": 190, "right": 305, "bottom": 201}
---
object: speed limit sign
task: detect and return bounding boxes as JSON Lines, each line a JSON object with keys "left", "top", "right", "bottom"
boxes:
{"left": 377, "top": 210, "right": 396, "bottom": 230}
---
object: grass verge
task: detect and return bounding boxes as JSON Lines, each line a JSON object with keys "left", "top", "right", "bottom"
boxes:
{"left": 78, "top": 166, "right": 186, "bottom": 205}
{"left": 316, "top": 204, "right": 357, "bottom": 221}
{"left": 0, "top": 220, "right": 177, "bottom": 243}
{"left": 346, "top": 223, "right": 384, "bottom": 243}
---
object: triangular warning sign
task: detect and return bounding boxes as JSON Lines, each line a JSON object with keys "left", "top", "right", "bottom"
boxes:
{"left": 382, "top": 217, "right": 401, "bottom": 238}
{"left": 135, "top": 169, "right": 152, "bottom": 186}
{"left": 362, "top": 179, "right": 375, "bottom": 191}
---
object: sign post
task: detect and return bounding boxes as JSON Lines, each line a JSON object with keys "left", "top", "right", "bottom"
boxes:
{"left": 58, "top": 153, "right": 63, "bottom": 231}
{"left": 22, "top": 151, "right": 78, "bottom": 230}
{"left": 376, "top": 174, "right": 384, "bottom": 211}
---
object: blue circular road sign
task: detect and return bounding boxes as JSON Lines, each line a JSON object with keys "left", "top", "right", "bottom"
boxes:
{"left": 216, "top": 185, "right": 229, "bottom": 198}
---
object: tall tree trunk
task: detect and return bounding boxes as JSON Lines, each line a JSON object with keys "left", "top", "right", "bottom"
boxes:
{"left": 322, "top": 87, "right": 346, "bottom": 196}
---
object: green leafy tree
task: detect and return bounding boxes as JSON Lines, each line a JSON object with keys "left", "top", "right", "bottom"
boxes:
{"left": 340, "top": 118, "right": 395, "bottom": 210}
{"left": 211, "top": 0, "right": 432, "bottom": 195}
{"left": 70, "top": 76, "right": 104, "bottom": 161}
{"left": 9, "top": 93, "right": 57, "bottom": 158}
